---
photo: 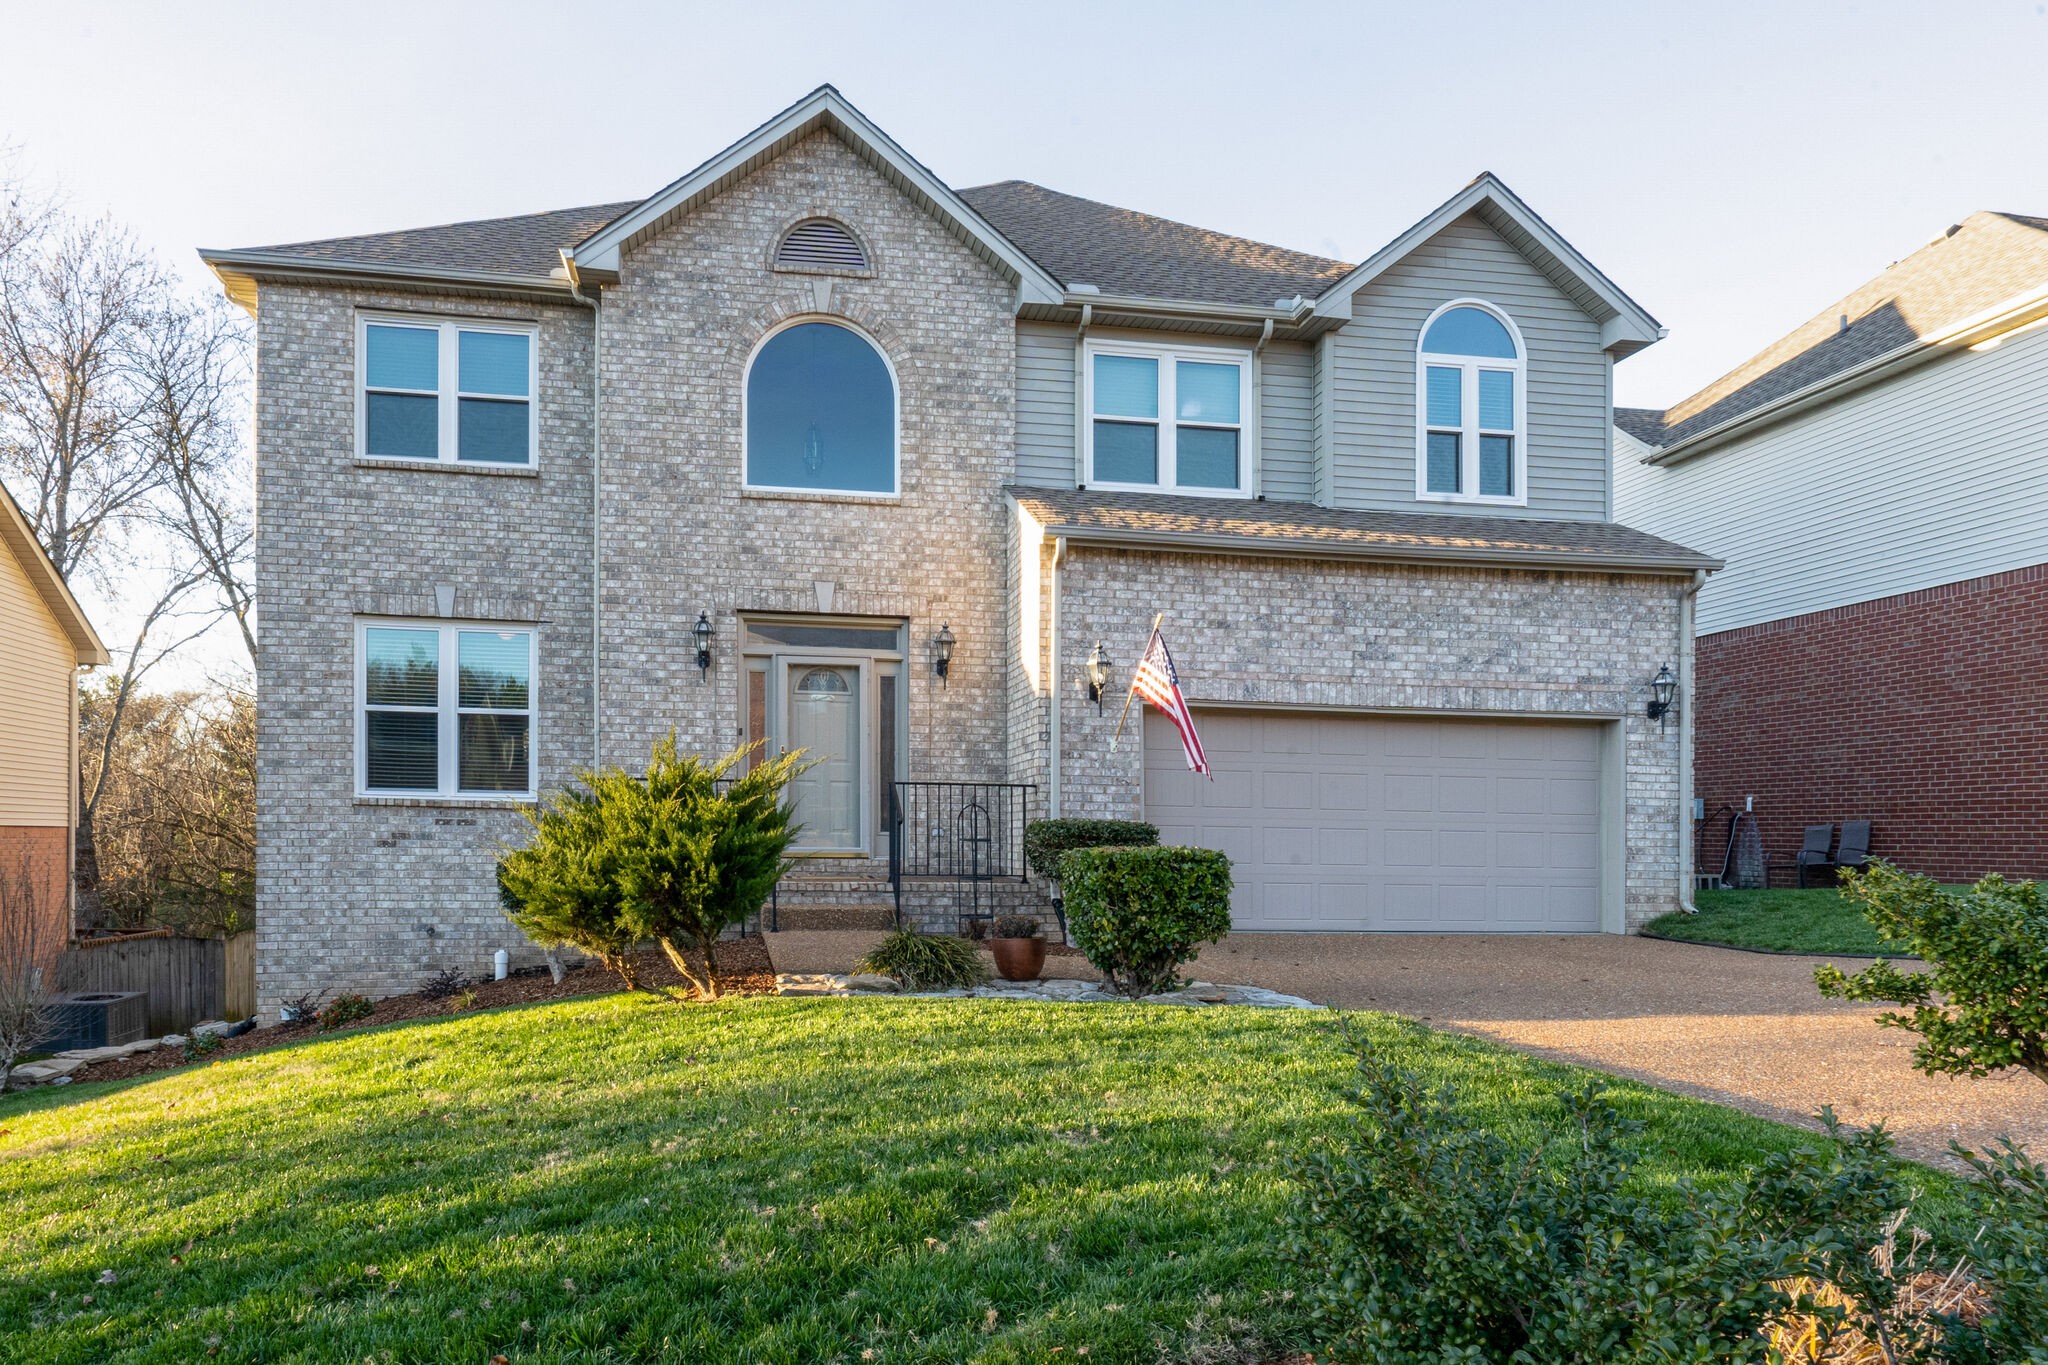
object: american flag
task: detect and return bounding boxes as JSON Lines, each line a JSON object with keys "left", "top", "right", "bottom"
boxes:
{"left": 1129, "top": 623, "right": 1209, "bottom": 776}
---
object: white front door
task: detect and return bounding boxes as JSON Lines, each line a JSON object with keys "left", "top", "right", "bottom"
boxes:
{"left": 786, "top": 663, "right": 863, "bottom": 851}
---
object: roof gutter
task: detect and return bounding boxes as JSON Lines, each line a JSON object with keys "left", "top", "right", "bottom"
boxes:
{"left": 197, "top": 249, "right": 574, "bottom": 311}
{"left": 1058, "top": 290, "right": 1315, "bottom": 330}
{"left": 1644, "top": 283, "right": 2048, "bottom": 467}
{"left": 1027, "top": 520, "right": 1721, "bottom": 576}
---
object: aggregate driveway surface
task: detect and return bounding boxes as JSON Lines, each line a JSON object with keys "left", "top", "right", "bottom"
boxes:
{"left": 1193, "top": 932, "right": 2048, "bottom": 1170}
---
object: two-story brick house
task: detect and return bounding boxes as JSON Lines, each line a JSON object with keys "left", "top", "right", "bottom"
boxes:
{"left": 202, "top": 87, "right": 1715, "bottom": 1011}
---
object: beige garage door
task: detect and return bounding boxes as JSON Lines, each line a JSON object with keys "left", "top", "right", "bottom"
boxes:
{"left": 1144, "top": 709, "right": 1607, "bottom": 932}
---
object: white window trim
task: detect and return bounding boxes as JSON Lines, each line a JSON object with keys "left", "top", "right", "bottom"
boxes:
{"left": 355, "top": 313, "right": 540, "bottom": 468}
{"left": 353, "top": 618, "right": 538, "bottom": 800}
{"left": 1082, "top": 336, "right": 1255, "bottom": 498}
{"left": 1413, "top": 299, "right": 1529, "bottom": 508}
{"left": 740, "top": 314, "right": 903, "bottom": 498}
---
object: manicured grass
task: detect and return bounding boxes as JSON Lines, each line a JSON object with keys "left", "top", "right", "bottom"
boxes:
{"left": 0, "top": 995, "right": 1958, "bottom": 1363}
{"left": 1645, "top": 886, "right": 1917, "bottom": 956}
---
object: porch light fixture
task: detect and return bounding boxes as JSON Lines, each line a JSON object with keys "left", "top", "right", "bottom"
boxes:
{"left": 932, "top": 622, "right": 956, "bottom": 685}
{"left": 1646, "top": 663, "right": 1678, "bottom": 728}
{"left": 693, "top": 611, "right": 714, "bottom": 680}
{"left": 1084, "top": 640, "right": 1112, "bottom": 712}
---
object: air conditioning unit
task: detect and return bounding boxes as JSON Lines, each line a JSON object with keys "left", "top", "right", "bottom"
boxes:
{"left": 44, "top": 992, "right": 150, "bottom": 1051}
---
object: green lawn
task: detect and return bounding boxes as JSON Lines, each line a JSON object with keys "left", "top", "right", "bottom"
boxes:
{"left": 1644, "top": 886, "right": 1917, "bottom": 956}
{"left": 0, "top": 995, "right": 1957, "bottom": 1364}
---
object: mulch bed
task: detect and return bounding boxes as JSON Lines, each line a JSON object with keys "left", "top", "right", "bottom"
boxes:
{"left": 67, "top": 936, "right": 777, "bottom": 1087}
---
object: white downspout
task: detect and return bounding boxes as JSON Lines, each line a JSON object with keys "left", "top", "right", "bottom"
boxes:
{"left": 563, "top": 262, "right": 601, "bottom": 769}
{"left": 1677, "top": 568, "right": 1707, "bottom": 913}
{"left": 1047, "top": 535, "right": 1067, "bottom": 816}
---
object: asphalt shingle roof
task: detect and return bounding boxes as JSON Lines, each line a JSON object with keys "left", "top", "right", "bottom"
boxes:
{"left": 228, "top": 180, "right": 1355, "bottom": 310}
{"left": 957, "top": 181, "right": 1352, "bottom": 307}
{"left": 1629, "top": 211, "right": 2048, "bottom": 447}
{"left": 1008, "top": 486, "right": 1719, "bottom": 572}
{"left": 243, "top": 202, "right": 639, "bottom": 279}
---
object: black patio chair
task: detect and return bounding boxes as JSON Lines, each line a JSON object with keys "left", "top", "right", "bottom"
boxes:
{"left": 1794, "top": 824, "right": 1836, "bottom": 887}
{"left": 1834, "top": 820, "right": 1873, "bottom": 874}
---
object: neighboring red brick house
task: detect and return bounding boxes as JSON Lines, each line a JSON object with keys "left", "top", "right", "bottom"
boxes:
{"left": 1614, "top": 211, "right": 2048, "bottom": 881}
{"left": 0, "top": 482, "right": 108, "bottom": 960}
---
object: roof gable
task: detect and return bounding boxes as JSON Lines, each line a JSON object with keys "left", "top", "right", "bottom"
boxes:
{"left": 1314, "top": 173, "right": 1663, "bottom": 357}
{"left": 0, "top": 482, "right": 108, "bottom": 665}
{"left": 1629, "top": 211, "right": 2048, "bottom": 457}
{"left": 566, "top": 86, "right": 1062, "bottom": 305}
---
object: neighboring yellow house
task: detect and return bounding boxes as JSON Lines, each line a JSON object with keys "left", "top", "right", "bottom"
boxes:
{"left": 0, "top": 482, "right": 108, "bottom": 956}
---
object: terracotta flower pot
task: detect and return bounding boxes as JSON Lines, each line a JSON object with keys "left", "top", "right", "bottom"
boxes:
{"left": 989, "top": 935, "right": 1048, "bottom": 981}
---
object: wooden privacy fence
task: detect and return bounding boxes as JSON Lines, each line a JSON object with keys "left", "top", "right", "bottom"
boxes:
{"left": 55, "top": 932, "right": 255, "bottom": 1036}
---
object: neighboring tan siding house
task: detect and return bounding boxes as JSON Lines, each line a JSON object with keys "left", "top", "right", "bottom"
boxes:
{"left": 0, "top": 483, "right": 108, "bottom": 962}
{"left": 203, "top": 86, "right": 1715, "bottom": 1014}
{"left": 1613, "top": 210, "right": 2048, "bottom": 881}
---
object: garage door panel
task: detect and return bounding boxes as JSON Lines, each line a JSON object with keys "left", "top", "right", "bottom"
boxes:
{"left": 1385, "top": 724, "right": 1437, "bottom": 758}
{"left": 1384, "top": 828, "right": 1437, "bottom": 866}
{"left": 1146, "top": 709, "right": 1606, "bottom": 934}
{"left": 1497, "top": 830, "right": 1550, "bottom": 868}
{"left": 1439, "top": 775, "right": 1491, "bottom": 813}
{"left": 1439, "top": 884, "right": 1489, "bottom": 923}
{"left": 1260, "top": 771, "right": 1313, "bottom": 809}
{"left": 1316, "top": 827, "right": 1372, "bottom": 865}
{"left": 1438, "top": 724, "right": 1492, "bottom": 760}
{"left": 1550, "top": 832, "right": 1600, "bottom": 869}
{"left": 1549, "top": 778, "right": 1601, "bottom": 816}
{"left": 1206, "top": 769, "right": 1254, "bottom": 807}
{"left": 1261, "top": 825, "right": 1313, "bottom": 866}
{"left": 1547, "top": 885, "right": 1600, "bottom": 924}
{"left": 1439, "top": 828, "right": 1491, "bottom": 867}
{"left": 1317, "top": 772, "right": 1373, "bottom": 810}
{"left": 1318, "top": 718, "right": 1377, "bottom": 754}
{"left": 1385, "top": 774, "right": 1435, "bottom": 811}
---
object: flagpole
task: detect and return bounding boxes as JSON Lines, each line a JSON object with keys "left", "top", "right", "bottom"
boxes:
{"left": 1109, "top": 612, "right": 1163, "bottom": 751}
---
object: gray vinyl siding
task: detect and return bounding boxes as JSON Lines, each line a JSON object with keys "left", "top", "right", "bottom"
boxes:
{"left": 1010, "top": 323, "right": 1318, "bottom": 504}
{"left": 1611, "top": 322, "right": 2048, "bottom": 636}
{"left": 1259, "top": 341, "right": 1315, "bottom": 502}
{"left": 1015, "top": 321, "right": 1076, "bottom": 486}
{"left": 1324, "top": 214, "right": 1611, "bottom": 521}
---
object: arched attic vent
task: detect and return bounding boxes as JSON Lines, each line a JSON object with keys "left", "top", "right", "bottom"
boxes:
{"left": 774, "top": 219, "right": 868, "bottom": 273}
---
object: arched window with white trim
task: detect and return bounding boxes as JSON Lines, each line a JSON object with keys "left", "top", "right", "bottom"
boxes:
{"left": 744, "top": 318, "right": 898, "bottom": 494}
{"left": 1416, "top": 301, "right": 1525, "bottom": 504}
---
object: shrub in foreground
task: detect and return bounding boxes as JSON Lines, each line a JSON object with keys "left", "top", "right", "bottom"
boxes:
{"left": 316, "top": 994, "right": 373, "bottom": 1032}
{"left": 1946, "top": 1137, "right": 2048, "bottom": 1364}
{"left": 1282, "top": 1021, "right": 1926, "bottom": 1364}
{"left": 497, "top": 736, "right": 808, "bottom": 998}
{"left": 1061, "top": 845, "right": 1230, "bottom": 998}
{"left": 1022, "top": 818, "right": 1158, "bottom": 882}
{"left": 856, "top": 929, "right": 989, "bottom": 991}
{"left": 1817, "top": 863, "right": 2048, "bottom": 1086}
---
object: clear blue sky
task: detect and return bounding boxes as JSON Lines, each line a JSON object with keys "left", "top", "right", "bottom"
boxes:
{"left": 3, "top": 0, "right": 2044, "bottom": 409}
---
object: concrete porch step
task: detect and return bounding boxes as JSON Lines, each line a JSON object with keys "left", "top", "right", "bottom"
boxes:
{"left": 766, "top": 901, "right": 897, "bottom": 932}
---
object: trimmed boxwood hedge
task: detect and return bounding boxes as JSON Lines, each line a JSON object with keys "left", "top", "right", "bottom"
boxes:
{"left": 1061, "top": 845, "right": 1232, "bottom": 998}
{"left": 1022, "top": 818, "right": 1159, "bottom": 881}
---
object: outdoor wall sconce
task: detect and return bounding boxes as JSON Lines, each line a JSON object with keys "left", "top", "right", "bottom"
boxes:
{"left": 932, "top": 623, "right": 956, "bottom": 685}
{"left": 1646, "top": 663, "right": 1678, "bottom": 728}
{"left": 693, "top": 611, "right": 714, "bottom": 680}
{"left": 1084, "top": 640, "right": 1112, "bottom": 712}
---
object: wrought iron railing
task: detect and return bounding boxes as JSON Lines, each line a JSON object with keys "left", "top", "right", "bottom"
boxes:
{"left": 889, "top": 781, "right": 1035, "bottom": 929}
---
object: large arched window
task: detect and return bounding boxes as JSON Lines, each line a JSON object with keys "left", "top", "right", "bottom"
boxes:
{"left": 745, "top": 319, "right": 897, "bottom": 493}
{"left": 1416, "top": 301, "right": 1525, "bottom": 504}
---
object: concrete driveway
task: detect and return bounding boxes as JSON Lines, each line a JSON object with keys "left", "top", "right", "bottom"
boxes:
{"left": 1193, "top": 933, "right": 2048, "bottom": 1170}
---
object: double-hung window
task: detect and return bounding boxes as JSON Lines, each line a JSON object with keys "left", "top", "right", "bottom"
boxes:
{"left": 357, "top": 621, "right": 536, "bottom": 798}
{"left": 1416, "top": 301, "right": 1525, "bottom": 504}
{"left": 1085, "top": 341, "right": 1250, "bottom": 495}
{"left": 359, "top": 316, "right": 537, "bottom": 466}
